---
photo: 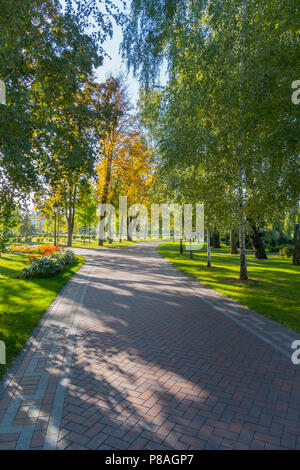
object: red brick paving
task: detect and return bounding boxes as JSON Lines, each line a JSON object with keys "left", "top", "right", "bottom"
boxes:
{"left": 0, "top": 242, "right": 300, "bottom": 450}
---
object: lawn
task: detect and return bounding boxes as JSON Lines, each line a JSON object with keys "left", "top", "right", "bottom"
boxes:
{"left": 66, "top": 239, "right": 141, "bottom": 249}
{"left": 8, "top": 238, "right": 141, "bottom": 250}
{"left": 158, "top": 242, "right": 300, "bottom": 333}
{"left": 0, "top": 253, "right": 85, "bottom": 380}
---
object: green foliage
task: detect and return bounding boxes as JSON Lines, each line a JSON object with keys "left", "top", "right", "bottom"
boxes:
{"left": 0, "top": 0, "right": 125, "bottom": 222}
{"left": 0, "top": 188, "right": 20, "bottom": 254}
{"left": 0, "top": 1, "right": 99, "bottom": 191}
{"left": 126, "top": 0, "right": 300, "bottom": 272}
{"left": 64, "top": 0, "right": 126, "bottom": 50}
{"left": 279, "top": 246, "right": 295, "bottom": 258}
{"left": 77, "top": 183, "right": 97, "bottom": 231}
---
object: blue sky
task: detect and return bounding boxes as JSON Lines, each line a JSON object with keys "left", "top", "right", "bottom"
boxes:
{"left": 95, "top": 21, "right": 141, "bottom": 106}
{"left": 60, "top": 0, "right": 168, "bottom": 106}
{"left": 93, "top": 1, "right": 168, "bottom": 107}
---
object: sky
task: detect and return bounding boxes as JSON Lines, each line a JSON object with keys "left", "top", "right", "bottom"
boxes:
{"left": 95, "top": 21, "right": 141, "bottom": 106}
{"left": 92, "top": 1, "right": 168, "bottom": 108}
{"left": 60, "top": 0, "right": 168, "bottom": 107}
{"left": 58, "top": 0, "right": 141, "bottom": 105}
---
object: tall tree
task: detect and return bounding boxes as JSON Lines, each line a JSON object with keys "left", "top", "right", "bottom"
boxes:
{"left": 123, "top": 0, "right": 300, "bottom": 279}
{"left": 93, "top": 77, "right": 131, "bottom": 245}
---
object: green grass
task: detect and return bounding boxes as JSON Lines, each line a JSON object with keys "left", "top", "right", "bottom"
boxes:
{"left": 67, "top": 239, "right": 141, "bottom": 249}
{"left": 0, "top": 253, "right": 85, "bottom": 380}
{"left": 158, "top": 242, "right": 300, "bottom": 333}
{"left": 8, "top": 239, "right": 142, "bottom": 250}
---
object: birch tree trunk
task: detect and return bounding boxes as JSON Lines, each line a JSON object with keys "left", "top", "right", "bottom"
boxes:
{"left": 238, "top": 2, "right": 248, "bottom": 281}
{"left": 119, "top": 215, "right": 124, "bottom": 243}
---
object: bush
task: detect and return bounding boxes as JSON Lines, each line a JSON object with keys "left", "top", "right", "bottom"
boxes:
{"left": 265, "top": 244, "right": 279, "bottom": 253}
{"left": 279, "top": 245, "right": 294, "bottom": 258}
{"left": 52, "top": 249, "right": 75, "bottom": 266}
{"left": 22, "top": 256, "right": 64, "bottom": 278}
{"left": 22, "top": 249, "right": 76, "bottom": 279}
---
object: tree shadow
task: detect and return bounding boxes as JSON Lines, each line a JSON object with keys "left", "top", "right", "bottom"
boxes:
{"left": 1, "top": 243, "right": 300, "bottom": 450}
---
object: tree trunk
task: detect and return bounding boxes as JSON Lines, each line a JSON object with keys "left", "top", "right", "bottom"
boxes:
{"left": 98, "top": 193, "right": 108, "bottom": 246}
{"left": 83, "top": 227, "right": 86, "bottom": 245}
{"left": 127, "top": 216, "right": 132, "bottom": 241}
{"left": 238, "top": 173, "right": 248, "bottom": 280}
{"left": 65, "top": 185, "right": 77, "bottom": 247}
{"left": 212, "top": 230, "right": 221, "bottom": 248}
{"left": 66, "top": 210, "right": 74, "bottom": 247}
{"left": 119, "top": 215, "right": 124, "bottom": 243}
{"left": 127, "top": 215, "right": 137, "bottom": 241}
{"left": 54, "top": 214, "right": 57, "bottom": 246}
{"left": 207, "top": 229, "right": 211, "bottom": 267}
{"left": 67, "top": 219, "right": 74, "bottom": 247}
{"left": 98, "top": 211, "right": 105, "bottom": 246}
{"left": 189, "top": 239, "right": 193, "bottom": 259}
{"left": 108, "top": 208, "right": 113, "bottom": 243}
{"left": 237, "top": 5, "right": 248, "bottom": 281}
{"left": 239, "top": 223, "right": 248, "bottom": 280}
{"left": 230, "top": 230, "right": 238, "bottom": 254}
{"left": 293, "top": 224, "right": 300, "bottom": 265}
{"left": 98, "top": 148, "right": 113, "bottom": 246}
{"left": 180, "top": 238, "right": 183, "bottom": 254}
{"left": 249, "top": 222, "right": 267, "bottom": 259}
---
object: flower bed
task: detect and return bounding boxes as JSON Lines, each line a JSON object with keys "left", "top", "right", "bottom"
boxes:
{"left": 21, "top": 249, "right": 76, "bottom": 279}
{"left": 10, "top": 244, "right": 60, "bottom": 256}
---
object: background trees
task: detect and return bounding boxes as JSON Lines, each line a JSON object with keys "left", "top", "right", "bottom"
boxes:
{"left": 0, "top": 1, "right": 133, "bottom": 249}
{"left": 93, "top": 76, "right": 156, "bottom": 244}
{"left": 122, "top": 0, "right": 300, "bottom": 275}
{"left": 77, "top": 183, "right": 97, "bottom": 244}
{"left": 94, "top": 77, "right": 131, "bottom": 244}
{"left": 0, "top": 0, "right": 298, "bottom": 267}
{"left": 0, "top": 0, "right": 102, "bottom": 246}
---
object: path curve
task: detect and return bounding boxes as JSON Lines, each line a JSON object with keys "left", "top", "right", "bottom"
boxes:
{"left": 0, "top": 241, "right": 299, "bottom": 450}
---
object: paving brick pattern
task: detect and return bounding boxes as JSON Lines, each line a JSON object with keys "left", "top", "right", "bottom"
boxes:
{"left": 0, "top": 242, "right": 300, "bottom": 450}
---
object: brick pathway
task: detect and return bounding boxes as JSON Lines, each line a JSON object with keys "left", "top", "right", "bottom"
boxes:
{"left": 0, "top": 241, "right": 300, "bottom": 450}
